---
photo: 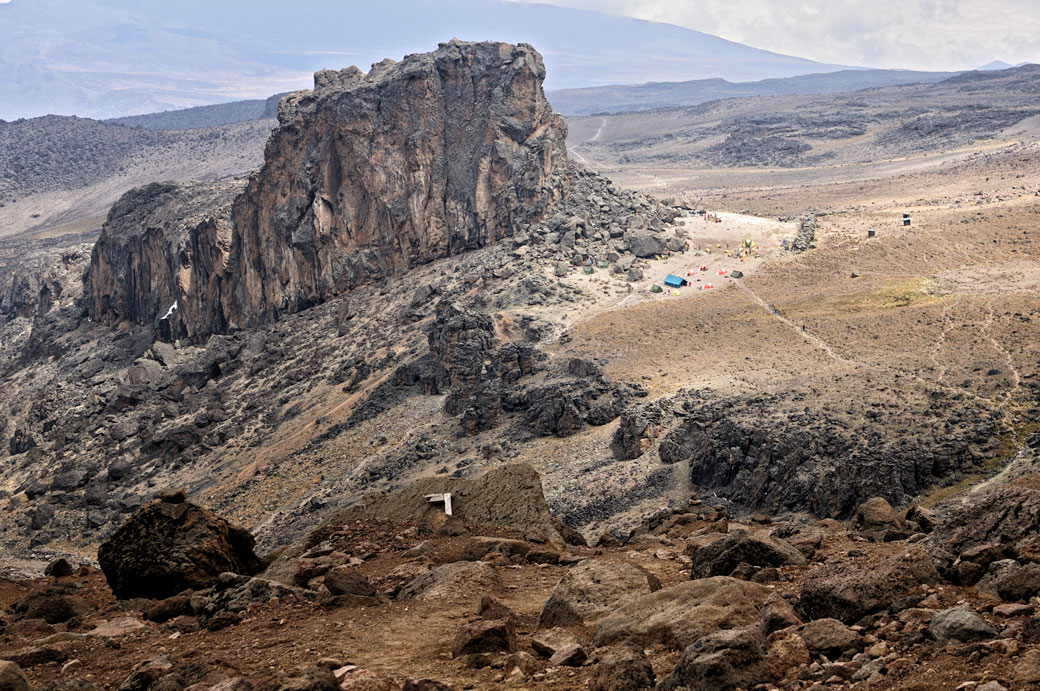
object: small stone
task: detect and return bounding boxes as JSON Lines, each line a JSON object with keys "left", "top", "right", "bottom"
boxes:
{"left": 765, "top": 631, "right": 810, "bottom": 678}
{"left": 402, "top": 680, "right": 453, "bottom": 691}
{"left": 323, "top": 567, "right": 377, "bottom": 597}
{"left": 548, "top": 643, "right": 587, "bottom": 667}
{"left": 800, "top": 618, "right": 864, "bottom": 657}
{"left": 867, "top": 641, "right": 889, "bottom": 658}
{"left": 339, "top": 668, "right": 398, "bottom": 690}
{"left": 1015, "top": 649, "right": 1040, "bottom": 684}
{"left": 886, "top": 657, "right": 915, "bottom": 674}
{"left": 977, "top": 682, "right": 1009, "bottom": 691}
{"left": 118, "top": 656, "right": 173, "bottom": 691}
{"left": 403, "top": 541, "right": 433, "bottom": 559}
{"left": 532, "top": 629, "right": 582, "bottom": 658}
{"left": 919, "top": 594, "right": 942, "bottom": 609}
{"left": 44, "top": 558, "right": 75, "bottom": 578}
{"left": 993, "top": 603, "right": 1033, "bottom": 617}
{"left": 588, "top": 644, "right": 654, "bottom": 691}
{"left": 930, "top": 609, "right": 996, "bottom": 642}
{"left": 88, "top": 618, "right": 147, "bottom": 638}
{"left": 0, "top": 646, "right": 67, "bottom": 668}
{"left": 477, "top": 596, "right": 518, "bottom": 623}
{"left": 159, "top": 488, "right": 187, "bottom": 503}
{"left": 316, "top": 658, "right": 345, "bottom": 670}
{"left": 852, "top": 659, "right": 885, "bottom": 682}
{"left": 761, "top": 592, "right": 801, "bottom": 634}
{"left": 451, "top": 618, "right": 517, "bottom": 658}
{"left": 61, "top": 659, "right": 84, "bottom": 674}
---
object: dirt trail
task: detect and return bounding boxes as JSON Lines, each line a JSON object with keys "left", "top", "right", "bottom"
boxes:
{"left": 590, "top": 117, "right": 607, "bottom": 142}
{"left": 931, "top": 297, "right": 960, "bottom": 386}
{"left": 734, "top": 280, "right": 856, "bottom": 366}
{"left": 982, "top": 300, "right": 1023, "bottom": 393}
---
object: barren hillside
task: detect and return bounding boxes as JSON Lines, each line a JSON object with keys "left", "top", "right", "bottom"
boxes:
{"left": 567, "top": 65, "right": 1040, "bottom": 171}
{"left": 0, "top": 116, "right": 275, "bottom": 240}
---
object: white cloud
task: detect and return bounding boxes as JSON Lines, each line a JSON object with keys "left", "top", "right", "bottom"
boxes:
{"left": 510, "top": 0, "right": 1040, "bottom": 70}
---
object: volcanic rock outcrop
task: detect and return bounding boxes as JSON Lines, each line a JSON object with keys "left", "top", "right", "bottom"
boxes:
{"left": 86, "top": 40, "right": 567, "bottom": 341}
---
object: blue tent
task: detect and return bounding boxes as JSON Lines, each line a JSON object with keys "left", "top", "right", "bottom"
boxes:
{"left": 663, "top": 274, "right": 688, "bottom": 288}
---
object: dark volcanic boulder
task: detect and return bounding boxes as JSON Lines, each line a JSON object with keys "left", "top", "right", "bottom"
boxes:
{"left": 627, "top": 232, "right": 665, "bottom": 259}
{"left": 687, "top": 529, "right": 806, "bottom": 578}
{"left": 588, "top": 644, "right": 655, "bottom": 691}
{"left": 850, "top": 497, "right": 911, "bottom": 541}
{"left": 658, "top": 392, "right": 1001, "bottom": 518}
{"left": 451, "top": 618, "right": 517, "bottom": 657}
{"left": 799, "top": 546, "right": 939, "bottom": 624}
{"left": 656, "top": 627, "right": 770, "bottom": 691}
{"left": 538, "top": 560, "right": 662, "bottom": 629}
{"left": 98, "top": 497, "right": 264, "bottom": 599}
{"left": 13, "top": 589, "right": 93, "bottom": 624}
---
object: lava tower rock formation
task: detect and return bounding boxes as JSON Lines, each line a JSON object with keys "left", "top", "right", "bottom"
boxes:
{"left": 86, "top": 40, "right": 568, "bottom": 340}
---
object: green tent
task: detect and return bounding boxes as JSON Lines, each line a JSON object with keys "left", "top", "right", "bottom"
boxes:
{"left": 650, "top": 284, "right": 663, "bottom": 293}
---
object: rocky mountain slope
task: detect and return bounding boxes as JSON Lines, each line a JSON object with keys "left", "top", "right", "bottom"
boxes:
{"left": 105, "top": 94, "right": 286, "bottom": 131}
{"left": 2, "top": 36, "right": 1039, "bottom": 608}
{"left": 0, "top": 40, "right": 691, "bottom": 555}
{"left": 0, "top": 116, "right": 275, "bottom": 240}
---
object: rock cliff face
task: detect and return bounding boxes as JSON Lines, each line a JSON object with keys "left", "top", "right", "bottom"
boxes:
{"left": 84, "top": 182, "right": 243, "bottom": 339}
{"left": 86, "top": 40, "right": 567, "bottom": 340}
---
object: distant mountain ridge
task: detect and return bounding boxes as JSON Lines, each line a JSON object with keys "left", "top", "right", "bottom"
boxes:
{"left": 547, "top": 68, "right": 961, "bottom": 116}
{"left": 90, "top": 67, "right": 969, "bottom": 130}
{"left": 106, "top": 93, "right": 286, "bottom": 130}
{"left": 0, "top": 0, "right": 854, "bottom": 120}
{"left": 977, "top": 60, "right": 1033, "bottom": 71}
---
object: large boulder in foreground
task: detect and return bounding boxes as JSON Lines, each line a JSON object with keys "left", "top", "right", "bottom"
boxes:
{"left": 593, "top": 577, "right": 771, "bottom": 648}
{"left": 799, "top": 545, "right": 939, "bottom": 624}
{"left": 656, "top": 627, "right": 770, "bottom": 691}
{"left": 687, "top": 529, "right": 806, "bottom": 578}
{"left": 98, "top": 494, "right": 264, "bottom": 599}
{"left": 538, "top": 560, "right": 661, "bottom": 630}
{"left": 396, "top": 561, "right": 501, "bottom": 601}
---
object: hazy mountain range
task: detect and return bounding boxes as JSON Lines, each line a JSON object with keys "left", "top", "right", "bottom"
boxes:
{"left": 0, "top": 0, "right": 854, "bottom": 120}
{"left": 547, "top": 68, "right": 964, "bottom": 116}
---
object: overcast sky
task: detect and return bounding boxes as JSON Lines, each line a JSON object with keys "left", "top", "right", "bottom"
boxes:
{"left": 515, "top": 0, "right": 1040, "bottom": 71}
